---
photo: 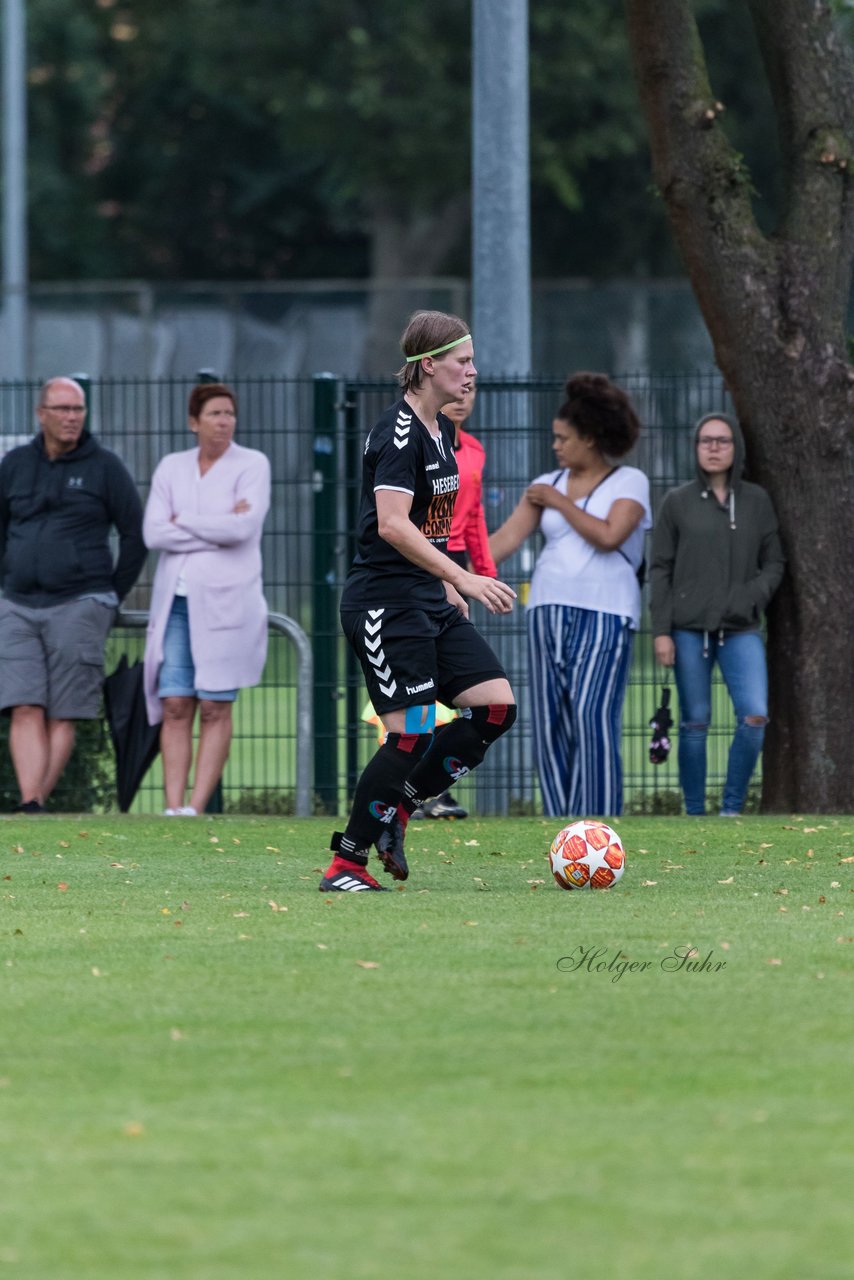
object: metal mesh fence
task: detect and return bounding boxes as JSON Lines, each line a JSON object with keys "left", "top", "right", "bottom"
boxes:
{"left": 0, "top": 371, "right": 741, "bottom": 816}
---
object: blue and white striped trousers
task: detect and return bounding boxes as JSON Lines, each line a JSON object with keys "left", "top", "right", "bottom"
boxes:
{"left": 527, "top": 604, "right": 634, "bottom": 818}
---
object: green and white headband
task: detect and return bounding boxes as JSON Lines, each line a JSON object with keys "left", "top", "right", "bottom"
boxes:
{"left": 405, "top": 333, "right": 472, "bottom": 362}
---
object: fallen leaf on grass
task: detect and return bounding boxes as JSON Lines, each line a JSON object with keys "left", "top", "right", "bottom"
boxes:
{"left": 641, "top": 879, "right": 658, "bottom": 886}
{"left": 838, "top": 855, "right": 854, "bottom": 863}
{"left": 91, "top": 966, "right": 102, "bottom": 977}
{"left": 355, "top": 960, "right": 380, "bottom": 969}
{"left": 170, "top": 1028, "right": 185, "bottom": 1041}
{"left": 464, "top": 839, "right": 480, "bottom": 847}
{"left": 831, "top": 881, "right": 842, "bottom": 889}
{"left": 462, "top": 920, "right": 478, "bottom": 926}
{"left": 265, "top": 846, "right": 280, "bottom": 853}
{"left": 57, "top": 882, "right": 69, "bottom": 892}
{"left": 766, "top": 958, "right": 783, "bottom": 966}
{"left": 268, "top": 901, "right": 288, "bottom": 912}
{"left": 232, "top": 911, "right": 249, "bottom": 918}
{"left": 718, "top": 876, "right": 735, "bottom": 884}
{"left": 123, "top": 1121, "right": 144, "bottom": 1137}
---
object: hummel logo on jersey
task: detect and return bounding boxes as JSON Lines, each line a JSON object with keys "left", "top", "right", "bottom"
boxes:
{"left": 425, "top": 461, "right": 439, "bottom": 471}
{"left": 394, "top": 410, "right": 412, "bottom": 451}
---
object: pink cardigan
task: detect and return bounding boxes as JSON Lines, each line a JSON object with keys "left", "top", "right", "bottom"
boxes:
{"left": 142, "top": 442, "right": 271, "bottom": 726}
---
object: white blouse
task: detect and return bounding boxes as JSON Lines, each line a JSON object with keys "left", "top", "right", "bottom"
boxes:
{"left": 526, "top": 465, "right": 652, "bottom": 629}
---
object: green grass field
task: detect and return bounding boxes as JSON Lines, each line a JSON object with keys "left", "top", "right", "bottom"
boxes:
{"left": 1, "top": 813, "right": 851, "bottom": 1279}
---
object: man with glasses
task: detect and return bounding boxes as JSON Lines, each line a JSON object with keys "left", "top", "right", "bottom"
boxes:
{"left": 0, "top": 377, "right": 145, "bottom": 812}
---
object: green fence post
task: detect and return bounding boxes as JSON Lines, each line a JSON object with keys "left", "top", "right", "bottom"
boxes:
{"left": 343, "top": 383, "right": 363, "bottom": 800}
{"left": 196, "top": 368, "right": 224, "bottom": 815}
{"left": 70, "top": 371, "right": 91, "bottom": 409}
{"left": 313, "top": 374, "right": 340, "bottom": 813}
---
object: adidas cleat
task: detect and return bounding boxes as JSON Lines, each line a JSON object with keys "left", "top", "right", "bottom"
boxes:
{"left": 375, "top": 816, "right": 409, "bottom": 882}
{"left": 319, "top": 856, "right": 388, "bottom": 892}
{"left": 420, "top": 791, "right": 468, "bottom": 820}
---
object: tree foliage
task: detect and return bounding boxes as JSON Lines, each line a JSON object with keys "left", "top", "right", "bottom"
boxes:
{"left": 22, "top": 0, "right": 779, "bottom": 283}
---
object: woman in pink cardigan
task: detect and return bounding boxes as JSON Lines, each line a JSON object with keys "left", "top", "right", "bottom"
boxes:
{"left": 143, "top": 383, "right": 270, "bottom": 815}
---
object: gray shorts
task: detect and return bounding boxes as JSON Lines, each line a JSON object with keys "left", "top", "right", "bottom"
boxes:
{"left": 0, "top": 597, "right": 116, "bottom": 719}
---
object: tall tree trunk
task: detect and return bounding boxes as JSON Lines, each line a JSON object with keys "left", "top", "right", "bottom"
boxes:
{"left": 625, "top": 0, "right": 854, "bottom": 810}
{"left": 361, "top": 192, "right": 470, "bottom": 375}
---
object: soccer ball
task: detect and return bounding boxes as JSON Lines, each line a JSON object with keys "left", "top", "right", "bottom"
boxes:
{"left": 548, "top": 820, "right": 626, "bottom": 891}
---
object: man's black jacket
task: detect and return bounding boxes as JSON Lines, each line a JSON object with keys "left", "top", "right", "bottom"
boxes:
{"left": 0, "top": 431, "right": 146, "bottom": 606}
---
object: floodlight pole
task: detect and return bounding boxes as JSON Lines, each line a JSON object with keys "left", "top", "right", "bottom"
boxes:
{"left": 2, "top": 0, "right": 28, "bottom": 378}
{"left": 472, "top": 0, "right": 531, "bottom": 377}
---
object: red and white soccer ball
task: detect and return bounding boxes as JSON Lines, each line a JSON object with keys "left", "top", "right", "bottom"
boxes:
{"left": 548, "top": 820, "right": 626, "bottom": 891}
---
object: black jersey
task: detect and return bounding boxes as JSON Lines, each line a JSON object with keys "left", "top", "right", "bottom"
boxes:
{"left": 340, "top": 398, "right": 460, "bottom": 610}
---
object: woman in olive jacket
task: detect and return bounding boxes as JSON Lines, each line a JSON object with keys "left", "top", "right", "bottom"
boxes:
{"left": 650, "top": 413, "right": 785, "bottom": 816}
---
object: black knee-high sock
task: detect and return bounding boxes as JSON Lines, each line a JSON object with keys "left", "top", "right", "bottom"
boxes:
{"left": 401, "top": 705, "right": 517, "bottom": 812}
{"left": 339, "top": 732, "right": 432, "bottom": 858}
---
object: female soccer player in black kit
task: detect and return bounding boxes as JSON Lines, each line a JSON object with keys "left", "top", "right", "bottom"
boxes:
{"left": 320, "top": 311, "right": 517, "bottom": 891}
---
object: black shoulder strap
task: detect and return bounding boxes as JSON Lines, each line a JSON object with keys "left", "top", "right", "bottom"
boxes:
{"left": 581, "top": 466, "right": 619, "bottom": 510}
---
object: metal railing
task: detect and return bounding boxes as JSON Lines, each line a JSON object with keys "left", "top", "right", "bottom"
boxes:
{"left": 115, "top": 609, "right": 314, "bottom": 817}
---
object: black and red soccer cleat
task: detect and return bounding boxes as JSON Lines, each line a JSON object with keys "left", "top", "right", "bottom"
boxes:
{"left": 318, "top": 855, "right": 388, "bottom": 892}
{"left": 375, "top": 815, "right": 409, "bottom": 882}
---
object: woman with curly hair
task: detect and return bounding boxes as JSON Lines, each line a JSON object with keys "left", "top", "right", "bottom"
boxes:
{"left": 490, "top": 373, "right": 651, "bottom": 817}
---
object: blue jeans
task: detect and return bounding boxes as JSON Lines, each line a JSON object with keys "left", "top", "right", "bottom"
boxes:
{"left": 672, "top": 629, "right": 768, "bottom": 815}
{"left": 158, "top": 597, "right": 237, "bottom": 702}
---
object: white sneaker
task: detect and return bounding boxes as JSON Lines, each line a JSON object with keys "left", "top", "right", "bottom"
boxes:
{"left": 164, "top": 808, "right": 178, "bottom": 816}
{"left": 177, "top": 806, "right": 198, "bottom": 816}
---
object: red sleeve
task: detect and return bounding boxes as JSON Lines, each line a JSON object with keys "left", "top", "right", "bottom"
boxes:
{"left": 447, "top": 431, "right": 497, "bottom": 577}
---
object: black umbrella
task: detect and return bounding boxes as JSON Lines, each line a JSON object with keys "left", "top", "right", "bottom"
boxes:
{"left": 649, "top": 685, "right": 674, "bottom": 766}
{"left": 103, "top": 656, "right": 161, "bottom": 811}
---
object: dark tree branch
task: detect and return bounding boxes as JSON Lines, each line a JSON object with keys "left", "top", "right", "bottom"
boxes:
{"left": 623, "top": 0, "right": 775, "bottom": 369}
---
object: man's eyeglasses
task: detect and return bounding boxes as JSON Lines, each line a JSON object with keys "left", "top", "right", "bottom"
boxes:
{"left": 40, "top": 404, "right": 86, "bottom": 414}
{"left": 697, "top": 436, "right": 733, "bottom": 449}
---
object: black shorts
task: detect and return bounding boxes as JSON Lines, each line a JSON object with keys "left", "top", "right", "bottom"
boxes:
{"left": 341, "top": 601, "right": 507, "bottom": 715}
